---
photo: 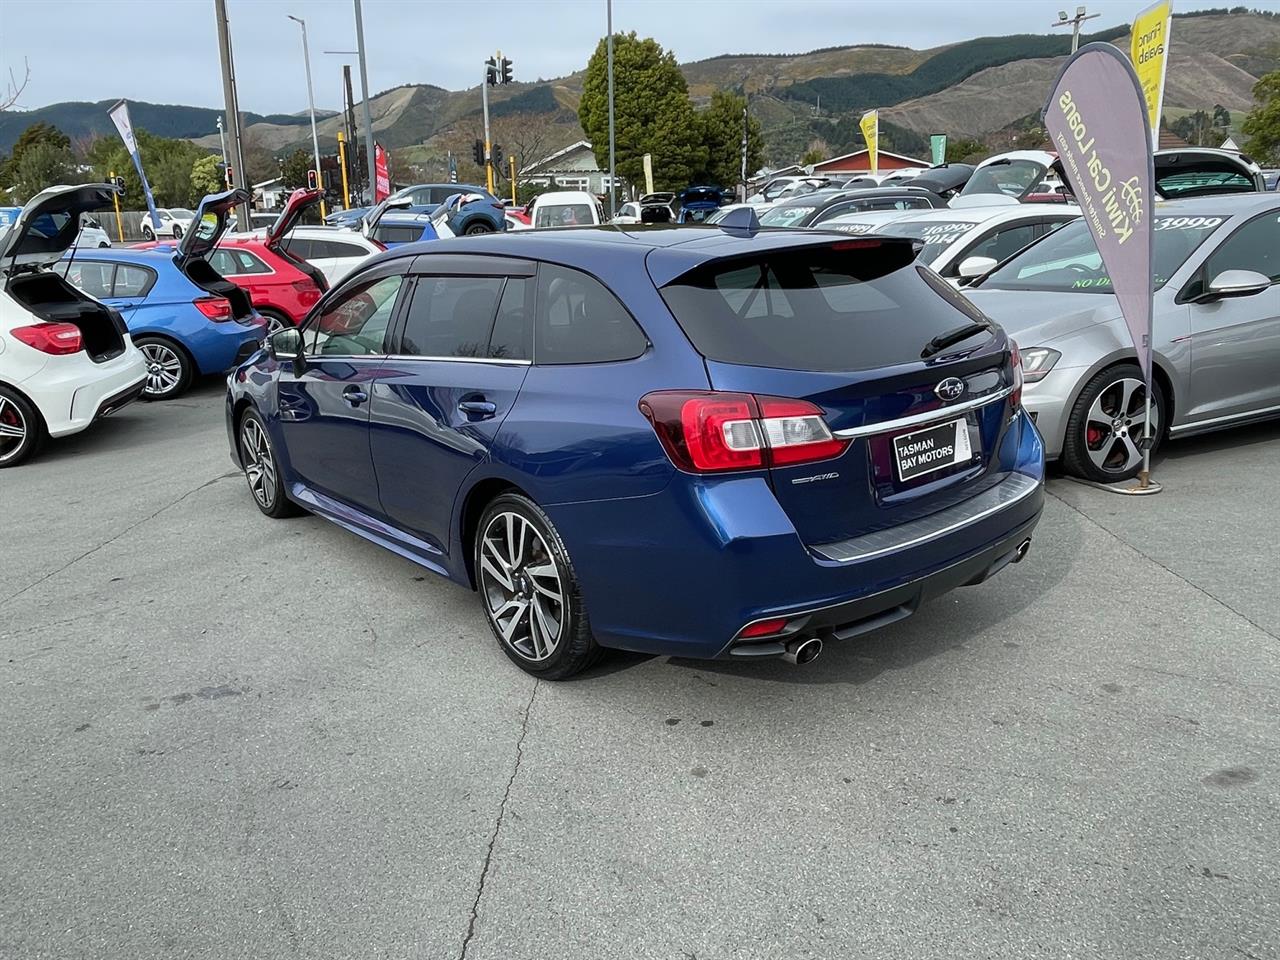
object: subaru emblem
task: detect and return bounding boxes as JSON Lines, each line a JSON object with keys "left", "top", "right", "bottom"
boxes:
{"left": 935, "top": 377, "right": 966, "bottom": 402}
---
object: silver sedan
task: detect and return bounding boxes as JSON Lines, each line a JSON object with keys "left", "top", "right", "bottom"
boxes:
{"left": 964, "top": 193, "right": 1280, "bottom": 482}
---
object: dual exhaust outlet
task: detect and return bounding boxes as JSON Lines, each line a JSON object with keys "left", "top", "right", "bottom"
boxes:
{"left": 774, "top": 537, "right": 1033, "bottom": 667}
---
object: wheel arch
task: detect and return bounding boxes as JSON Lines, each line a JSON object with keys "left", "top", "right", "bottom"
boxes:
{"left": 456, "top": 475, "right": 533, "bottom": 589}
{"left": 0, "top": 377, "right": 48, "bottom": 431}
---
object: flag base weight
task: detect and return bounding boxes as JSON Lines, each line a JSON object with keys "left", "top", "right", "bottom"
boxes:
{"left": 1068, "top": 472, "right": 1163, "bottom": 496}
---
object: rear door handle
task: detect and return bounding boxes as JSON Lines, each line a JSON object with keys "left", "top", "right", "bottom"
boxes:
{"left": 458, "top": 399, "right": 497, "bottom": 418}
{"left": 342, "top": 386, "right": 368, "bottom": 406}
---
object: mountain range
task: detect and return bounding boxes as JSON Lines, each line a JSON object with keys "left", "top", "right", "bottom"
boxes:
{"left": 2, "top": 10, "right": 1277, "bottom": 168}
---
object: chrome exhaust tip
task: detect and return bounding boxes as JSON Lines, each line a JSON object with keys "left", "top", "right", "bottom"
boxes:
{"left": 782, "top": 637, "right": 823, "bottom": 666}
{"left": 1013, "top": 538, "right": 1032, "bottom": 563}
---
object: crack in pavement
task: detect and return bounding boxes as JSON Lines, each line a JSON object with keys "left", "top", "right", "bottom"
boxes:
{"left": 0, "top": 470, "right": 241, "bottom": 609}
{"left": 458, "top": 679, "right": 539, "bottom": 960}
{"left": 1046, "top": 487, "right": 1280, "bottom": 644}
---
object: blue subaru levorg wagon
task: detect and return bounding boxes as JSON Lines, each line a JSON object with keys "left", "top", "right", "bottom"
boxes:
{"left": 226, "top": 219, "right": 1044, "bottom": 678}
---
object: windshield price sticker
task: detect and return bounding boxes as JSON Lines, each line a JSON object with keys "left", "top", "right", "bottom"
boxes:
{"left": 1153, "top": 216, "right": 1224, "bottom": 231}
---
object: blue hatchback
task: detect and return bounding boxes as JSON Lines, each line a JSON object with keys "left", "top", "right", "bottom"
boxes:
{"left": 226, "top": 224, "right": 1044, "bottom": 678}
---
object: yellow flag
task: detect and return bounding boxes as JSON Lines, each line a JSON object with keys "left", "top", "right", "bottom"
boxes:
{"left": 859, "top": 110, "right": 879, "bottom": 176}
{"left": 1131, "top": 0, "right": 1173, "bottom": 151}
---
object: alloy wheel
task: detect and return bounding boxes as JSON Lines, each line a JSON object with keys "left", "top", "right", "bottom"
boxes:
{"left": 140, "top": 341, "right": 184, "bottom": 397}
{"left": 1083, "top": 377, "right": 1159, "bottom": 475}
{"left": 263, "top": 314, "right": 287, "bottom": 336}
{"left": 479, "top": 511, "right": 566, "bottom": 662}
{"left": 240, "top": 418, "right": 277, "bottom": 509}
{"left": 0, "top": 395, "right": 28, "bottom": 464}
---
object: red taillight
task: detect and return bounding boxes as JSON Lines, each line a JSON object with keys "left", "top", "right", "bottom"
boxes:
{"left": 756, "top": 396, "right": 849, "bottom": 466}
{"left": 1009, "top": 340, "right": 1024, "bottom": 409}
{"left": 11, "top": 322, "right": 82, "bottom": 355}
{"left": 193, "top": 296, "right": 234, "bottom": 322}
{"left": 292, "top": 279, "right": 323, "bottom": 306}
{"left": 738, "top": 617, "right": 789, "bottom": 639}
{"left": 639, "top": 391, "right": 849, "bottom": 474}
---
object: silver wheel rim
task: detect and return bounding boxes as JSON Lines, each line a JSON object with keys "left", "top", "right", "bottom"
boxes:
{"left": 241, "top": 418, "right": 277, "bottom": 508}
{"left": 479, "top": 511, "right": 566, "bottom": 663}
{"left": 1084, "top": 376, "right": 1159, "bottom": 474}
{"left": 265, "top": 315, "right": 286, "bottom": 335}
{"left": 140, "top": 342, "right": 183, "bottom": 396}
{"left": 0, "top": 395, "right": 28, "bottom": 463}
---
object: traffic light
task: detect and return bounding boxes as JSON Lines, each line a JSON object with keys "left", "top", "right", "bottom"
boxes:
{"left": 307, "top": 169, "right": 318, "bottom": 190}
{"left": 485, "top": 57, "right": 497, "bottom": 86}
{"left": 472, "top": 139, "right": 484, "bottom": 165}
{"left": 500, "top": 57, "right": 513, "bottom": 85}
{"left": 492, "top": 143, "right": 504, "bottom": 168}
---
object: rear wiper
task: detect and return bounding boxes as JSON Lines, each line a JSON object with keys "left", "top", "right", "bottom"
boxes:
{"left": 921, "top": 321, "right": 990, "bottom": 358}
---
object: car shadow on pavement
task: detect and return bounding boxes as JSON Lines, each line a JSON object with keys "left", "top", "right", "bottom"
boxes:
{"left": 1155, "top": 418, "right": 1280, "bottom": 462}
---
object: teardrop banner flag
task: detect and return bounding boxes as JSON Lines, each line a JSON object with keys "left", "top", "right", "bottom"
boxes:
{"left": 860, "top": 110, "right": 879, "bottom": 175}
{"left": 1131, "top": 0, "right": 1173, "bottom": 153}
{"left": 930, "top": 134, "right": 947, "bottom": 166}
{"left": 1043, "top": 42, "right": 1159, "bottom": 489}
{"left": 107, "top": 100, "right": 163, "bottom": 235}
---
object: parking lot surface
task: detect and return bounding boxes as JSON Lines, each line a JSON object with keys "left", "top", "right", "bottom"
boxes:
{"left": 3, "top": 381, "right": 1278, "bottom": 960}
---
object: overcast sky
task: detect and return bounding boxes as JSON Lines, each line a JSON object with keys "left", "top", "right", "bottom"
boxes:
{"left": 3, "top": 0, "right": 1279, "bottom": 114}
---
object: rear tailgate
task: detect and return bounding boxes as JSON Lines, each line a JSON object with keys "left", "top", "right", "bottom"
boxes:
{"left": 654, "top": 237, "right": 1021, "bottom": 547}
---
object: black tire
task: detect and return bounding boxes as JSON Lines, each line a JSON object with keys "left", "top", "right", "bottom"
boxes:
{"left": 475, "top": 492, "right": 601, "bottom": 679}
{"left": 259, "top": 309, "right": 291, "bottom": 335}
{"left": 135, "top": 335, "right": 193, "bottom": 400}
{"left": 171, "top": 224, "right": 183, "bottom": 239}
{"left": 141, "top": 225, "right": 155, "bottom": 241}
{"left": 463, "top": 221, "right": 494, "bottom": 235}
{"left": 97, "top": 241, "right": 110, "bottom": 248}
{"left": 238, "top": 409, "right": 302, "bottom": 518}
{"left": 1062, "top": 362, "right": 1167, "bottom": 483}
{"left": 0, "top": 385, "right": 46, "bottom": 469}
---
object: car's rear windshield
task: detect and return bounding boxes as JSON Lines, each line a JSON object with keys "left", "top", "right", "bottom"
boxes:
{"left": 980, "top": 214, "right": 1228, "bottom": 293}
{"left": 658, "top": 240, "right": 989, "bottom": 372}
{"left": 876, "top": 218, "right": 983, "bottom": 262}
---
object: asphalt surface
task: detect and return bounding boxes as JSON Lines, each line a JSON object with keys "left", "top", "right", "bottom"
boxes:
{"left": 2, "top": 379, "right": 1278, "bottom": 960}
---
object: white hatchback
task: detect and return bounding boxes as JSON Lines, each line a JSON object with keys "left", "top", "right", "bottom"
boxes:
{"left": 140, "top": 207, "right": 195, "bottom": 241}
{"left": 0, "top": 184, "right": 147, "bottom": 467}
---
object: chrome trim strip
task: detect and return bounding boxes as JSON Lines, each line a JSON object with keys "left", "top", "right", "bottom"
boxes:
{"left": 832, "top": 386, "right": 1014, "bottom": 440}
{"left": 811, "top": 471, "right": 1040, "bottom": 563}
{"left": 1168, "top": 402, "right": 1280, "bottom": 435}
{"left": 304, "top": 354, "right": 532, "bottom": 366}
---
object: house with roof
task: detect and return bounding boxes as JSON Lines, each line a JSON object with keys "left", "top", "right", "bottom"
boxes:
{"left": 808, "top": 148, "right": 931, "bottom": 177}
{"left": 520, "top": 140, "right": 621, "bottom": 195}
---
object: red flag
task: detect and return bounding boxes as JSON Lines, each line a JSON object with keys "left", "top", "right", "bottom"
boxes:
{"left": 374, "top": 143, "right": 390, "bottom": 202}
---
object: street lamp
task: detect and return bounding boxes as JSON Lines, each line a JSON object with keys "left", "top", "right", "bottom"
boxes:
{"left": 1052, "top": 4, "right": 1100, "bottom": 53}
{"left": 287, "top": 14, "right": 325, "bottom": 217}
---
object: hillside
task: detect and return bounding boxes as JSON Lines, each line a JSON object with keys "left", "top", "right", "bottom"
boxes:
{"left": 3, "top": 11, "right": 1276, "bottom": 167}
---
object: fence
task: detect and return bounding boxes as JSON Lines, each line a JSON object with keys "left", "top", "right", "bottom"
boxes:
{"left": 88, "top": 210, "right": 151, "bottom": 243}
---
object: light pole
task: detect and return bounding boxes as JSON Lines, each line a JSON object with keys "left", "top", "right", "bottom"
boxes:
{"left": 287, "top": 14, "right": 325, "bottom": 218}
{"left": 216, "top": 115, "right": 230, "bottom": 188}
{"left": 606, "top": 0, "right": 616, "bottom": 216}
{"left": 353, "top": 0, "right": 376, "bottom": 205}
{"left": 1052, "top": 5, "right": 1101, "bottom": 53}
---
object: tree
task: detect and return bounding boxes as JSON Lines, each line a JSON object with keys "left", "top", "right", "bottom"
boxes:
{"left": 12, "top": 142, "right": 74, "bottom": 203}
{"left": 1171, "top": 110, "right": 1216, "bottom": 146}
{"left": 1242, "top": 70, "right": 1280, "bottom": 165}
{"left": 280, "top": 148, "right": 313, "bottom": 189}
{"left": 3, "top": 121, "right": 73, "bottom": 189}
{"left": 945, "top": 138, "right": 986, "bottom": 164}
{"left": 83, "top": 129, "right": 205, "bottom": 208}
{"left": 698, "top": 90, "right": 763, "bottom": 188}
{"left": 1212, "top": 104, "right": 1232, "bottom": 129}
{"left": 578, "top": 33, "right": 705, "bottom": 190}
{"left": 190, "top": 154, "right": 224, "bottom": 199}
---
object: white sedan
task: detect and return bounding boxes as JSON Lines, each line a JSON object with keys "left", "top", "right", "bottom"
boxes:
{"left": 820, "top": 204, "right": 1081, "bottom": 283}
{"left": 0, "top": 184, "right": 147, "bottom": 468}
{"left": 140, "top": 207, "right": 195, "bottom": 241}
{"left": 274, "top": 226, "right": 383, "bottom": 285}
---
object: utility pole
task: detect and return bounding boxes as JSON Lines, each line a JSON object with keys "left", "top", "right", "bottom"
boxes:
{"left": 353, "top": 0, "right": 376, "bottom": 205}
{"left": 214, "top": 0, "right": 250, "bottom": 225}
{"left": 1052, "top": 5, "right": 1101, "bottom": 53}
{"left": 288, "top": 15, "right": 326, "bottom": 218}
{"left": 606, "top": 0, "right": 616, "bottom": 216}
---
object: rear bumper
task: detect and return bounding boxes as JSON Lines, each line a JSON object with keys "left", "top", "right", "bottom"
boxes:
{"left": 24, "top": 345, "right": 147, "bottom": 438}
{"left": 546, "top": 408, "right": 1045, "bottom": 661}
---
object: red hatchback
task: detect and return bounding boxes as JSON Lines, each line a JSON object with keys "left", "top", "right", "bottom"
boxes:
{"left": 135, "top": 189, "right": 328, "bottom": 332}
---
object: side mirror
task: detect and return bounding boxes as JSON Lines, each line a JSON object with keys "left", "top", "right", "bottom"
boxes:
{"left": 267, "top": 327, "right": 305, "bottom": 374}
{"left": 1201, "top": 269, "right": 1272, "bottom": 302}
{"left": 957, "top": 255, "right": 998, "bottom": 281}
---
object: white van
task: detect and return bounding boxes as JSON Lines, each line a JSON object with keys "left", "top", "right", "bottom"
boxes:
{"left": 527, "top": 191, "right": 604, "bottom": 229}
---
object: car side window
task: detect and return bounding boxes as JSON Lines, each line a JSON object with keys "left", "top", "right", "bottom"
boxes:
{"left": 229, "top": 249, "right": 271, "bottom": 274}
{"left": 488, "top": 278, "right": 533, "bottom": 361}
{"left": 208, "top": 249, "right": 236, "bottom": 275}
{"left": 63, "top": 261, "right": 115, "bottom": 299}
{"left": 949, "top": 223, "right": 1042, "bottom": 275}
{"left": 280, "top": 237, "right": 312, "bottom": 259}
{"left": 399, "top": 275, "right": 505, "bottom": 358}
{"left": 306, "top": 274, "right": 404, "bottom": 357}
{"left": 324, "top": 240, "right": 372, "bottom": 258}
{"left": 112, "top": 264, "right": 154, "bottom": 298}
{"left": 1202, "top": 213, "right": 1280, "bottom": 284}
{"left": 534, "top": 264, "right": 647, "bottom": 364}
